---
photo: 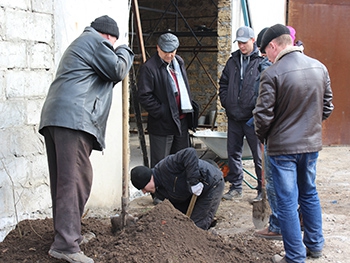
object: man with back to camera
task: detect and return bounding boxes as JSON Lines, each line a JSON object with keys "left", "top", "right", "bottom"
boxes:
{"left": 219, "top": 26, "right": 264, "bottom": 202}
{"left": 39, "top": 15, "right": 134, "bottom": 263}
{"left": 253, "top": 24, "right": 334, "bottom": 263}
{"left": 137, "top": 33, "right": 197, "bottom": 205}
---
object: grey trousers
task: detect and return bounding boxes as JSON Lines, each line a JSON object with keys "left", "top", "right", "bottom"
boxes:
{"left": 42, "top": 126, "right": 94, "bottom": 253}
{"left": 149, "top": 118, "right": 189, "bottom": 168}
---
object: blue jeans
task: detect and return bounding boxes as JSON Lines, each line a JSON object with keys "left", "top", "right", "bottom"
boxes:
{"left": 264, "top": 146, "right": 281, "bottom": 234}
{"left": 269, "top": 152, "right": 324, "bottom": 263}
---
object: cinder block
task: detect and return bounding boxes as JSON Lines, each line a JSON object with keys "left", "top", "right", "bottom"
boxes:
{"left": 26, "top": 99, "right": 44, "bottom": 125}
{"left": 0, "top": 0, "right": 30, "bottom": 10}
{"left": 0, "top": 100, "right": 26, "bottom": 128}
{"left": 6, "top": 9, "right": 52, "bottom": 43}
{"left": 29, "top": 43, "right": 53, "bottom": 69}
{"left": 6, "top": 70, "right": 53, "bottom": 98}
{"left": 32, "top": 0, "right": 53, "bottom": 14}
{"left": 0, "top": 41, "right": 27, "bottom": 68}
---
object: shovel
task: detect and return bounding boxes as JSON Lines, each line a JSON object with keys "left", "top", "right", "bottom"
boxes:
{"left": 186, "top": 194, "right": 198, "bottom": 217}
{"left": 252, "top": 144, "right": 271, "bottom": 229}
{"left": 110, "top": 77, "right": 138, "bottom": 233}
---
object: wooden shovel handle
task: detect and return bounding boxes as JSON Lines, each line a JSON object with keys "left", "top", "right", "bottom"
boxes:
{"left": 186, "top": 194, "right": 198, "bottom": 217}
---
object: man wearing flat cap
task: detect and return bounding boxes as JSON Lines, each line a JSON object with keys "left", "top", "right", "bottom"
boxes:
{"left": 39, "top": 15, "right": 134, "bottom": 263}
{"left": 219, "top": 26, "right": 264, "bottom": 202}
{"left": 137, "top": 33, "right": 197, "bottom": 205}
{"left": 253, "top": 24, "right": 334, "bottom": 263}
{"left": 131, "top": 147, "right": 225, "bottom": 230}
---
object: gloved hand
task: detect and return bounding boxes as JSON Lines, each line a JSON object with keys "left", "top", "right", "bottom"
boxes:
{"left": 191, "top": 182, "right": 204, "bottom": 196}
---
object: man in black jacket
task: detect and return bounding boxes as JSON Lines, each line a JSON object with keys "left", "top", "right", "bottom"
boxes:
{"left": 39, "top": 15, "right": 134, "bottom": 263}
{"left": 219, "top": 26, "right": 264, "bottom": 201}
{"left": 138, "top": 33, "right": 196, "bottom": 205}
{"left": 131, "top": 147, "right": 225, "bottom": 230}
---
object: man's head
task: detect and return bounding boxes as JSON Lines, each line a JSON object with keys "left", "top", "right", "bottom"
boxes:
{"left": 234, "top": 26, "right": 255, "bottom": 55}
{"left": 257, "top": 27, "right": 269, "bottom": 50}
{"left": 91, "top": 15, "right": 119, "bottom": 45}
{"left": 157, "top": 33, "right": 179, "bottom": 63}
{"left": 130, "top": 166, "right": 155, "bottom": 193}
{"left": 260, "top": 24, "right": 293, "bottom": 62}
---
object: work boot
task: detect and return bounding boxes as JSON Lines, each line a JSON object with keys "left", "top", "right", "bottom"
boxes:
{"left": 272, "top": 254, "right": 287, "bottom": 263}
{"left": 222, "top": 189, "right": 242, "bottom": 200}
{"left": 79, "top": 231, "right": 96, "bottom": 245}
{"left": 307, "top": 248, "right": 322, "bottom": 258}
{"left": 252, "top": 191, "right": 262, "bottom": 202}
{"left": 254, "top": 227, "right": 282, "bottom": 241}
{"left": 48, "top": 249, "right": 94, "bottom": 263}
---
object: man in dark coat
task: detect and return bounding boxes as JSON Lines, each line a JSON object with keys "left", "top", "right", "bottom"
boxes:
{"left": 137, "top": 33, "right": 196, "bottom": 205}
{"left": 219, "top": 26, "right": 264, "bottom": 202}
{"left": 131, "top": 147, "right": 225, "bottom": 230}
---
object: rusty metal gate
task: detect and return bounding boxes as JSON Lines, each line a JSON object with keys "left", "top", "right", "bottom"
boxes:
{"left": 288, "top": 0, "right": 350, "bottom": 145}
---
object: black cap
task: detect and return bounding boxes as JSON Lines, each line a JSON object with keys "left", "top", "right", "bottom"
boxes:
{"left": 157, "top": 33, "right": 179, "bottom": 52}
{"left": 131, "top": 166, "right": 152, "bottom": 190}
{"left": 91, "top": 15, "right": 119, "bottom": 39}
{"left": 257, "top": 27, "right": 269, "bottom": 48}
{"left": 260, "top": 24, "right": 290, "bottom": 53}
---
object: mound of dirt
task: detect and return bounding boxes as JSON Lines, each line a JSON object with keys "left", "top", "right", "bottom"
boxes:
{"left": 0, "top": 199, "right": 281, "bottom": 263}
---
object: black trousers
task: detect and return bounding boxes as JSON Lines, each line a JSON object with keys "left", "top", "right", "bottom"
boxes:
{"left": 42, "top": 126, "right": 94, "bottom": 253}
{"left": 226, "top": 118, "right": 262, "bottom": 192}
{"left": 171, "top": 177, "right": 225, "bottom": 230}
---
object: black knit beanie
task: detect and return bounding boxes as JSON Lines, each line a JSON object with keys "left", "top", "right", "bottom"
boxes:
{"left": 91, "top": 15, "right": 119, "bottom": 39}
{"left": 131, "top": 166, "right": 152, "bottom": 190}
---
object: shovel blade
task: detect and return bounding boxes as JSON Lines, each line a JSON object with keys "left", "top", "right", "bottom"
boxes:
{"left": 252, "top": 188, "right": 271, "bottom": 229}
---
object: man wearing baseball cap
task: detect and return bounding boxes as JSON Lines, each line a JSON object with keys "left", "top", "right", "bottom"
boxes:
{"left": 253, "top": 24, "right": 334, "bottom": 263}
{"left": 219, "top": 26, "right": 264, "bottom": 203}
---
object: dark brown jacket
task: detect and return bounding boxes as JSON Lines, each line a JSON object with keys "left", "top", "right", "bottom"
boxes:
{"left": 253, "top": 46, "right": 334, "bottom": 156}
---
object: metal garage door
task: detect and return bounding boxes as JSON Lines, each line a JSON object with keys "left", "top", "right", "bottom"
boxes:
{"left": 288, "top": 0, "right": 350, "bottom": 145}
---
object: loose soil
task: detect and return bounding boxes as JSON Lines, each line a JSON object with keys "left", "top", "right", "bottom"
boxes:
{"left": 0, "top": 146, "right": 349, "bottom": 263}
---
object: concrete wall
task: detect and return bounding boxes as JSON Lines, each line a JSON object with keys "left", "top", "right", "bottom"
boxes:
{"left": 0, "top": 0, "right": 131, "bottom": 242}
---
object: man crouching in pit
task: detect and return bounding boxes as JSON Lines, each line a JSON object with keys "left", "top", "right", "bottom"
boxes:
{"left": 130, "top": 147, "right": 225, "bottom": 230}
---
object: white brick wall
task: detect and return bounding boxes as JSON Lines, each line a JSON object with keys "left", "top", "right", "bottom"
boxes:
{"left": 0, "top": 0, "right": 131, "bottom": 242}
{"left": 6, "top": 70, "right": 52, "bottom": 98}
{"left": 0, "top": 41, "right": 27, "bottom": 68}
{"left": 32, "top": 0, "right": 53, "bottom": 14}
{"left": 0, "top": 71, "right": 4, "bottom": 99}
{"left": 6, "top": 10, "right": 52, "bottom": 42}
{"left": 0, "top": 0, "right": 30, "bottom": 10}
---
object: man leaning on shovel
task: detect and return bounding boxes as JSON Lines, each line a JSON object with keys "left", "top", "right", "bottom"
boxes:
{"left": 130, "top": 147, "right": 225, "bottom": 230}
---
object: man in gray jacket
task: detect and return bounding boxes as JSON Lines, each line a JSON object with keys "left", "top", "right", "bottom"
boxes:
{"left": 253, "top": 24, "right": 334, "bottom": 263}
{"left": 39, "top": 15, "right": 134, "bottom": 263}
